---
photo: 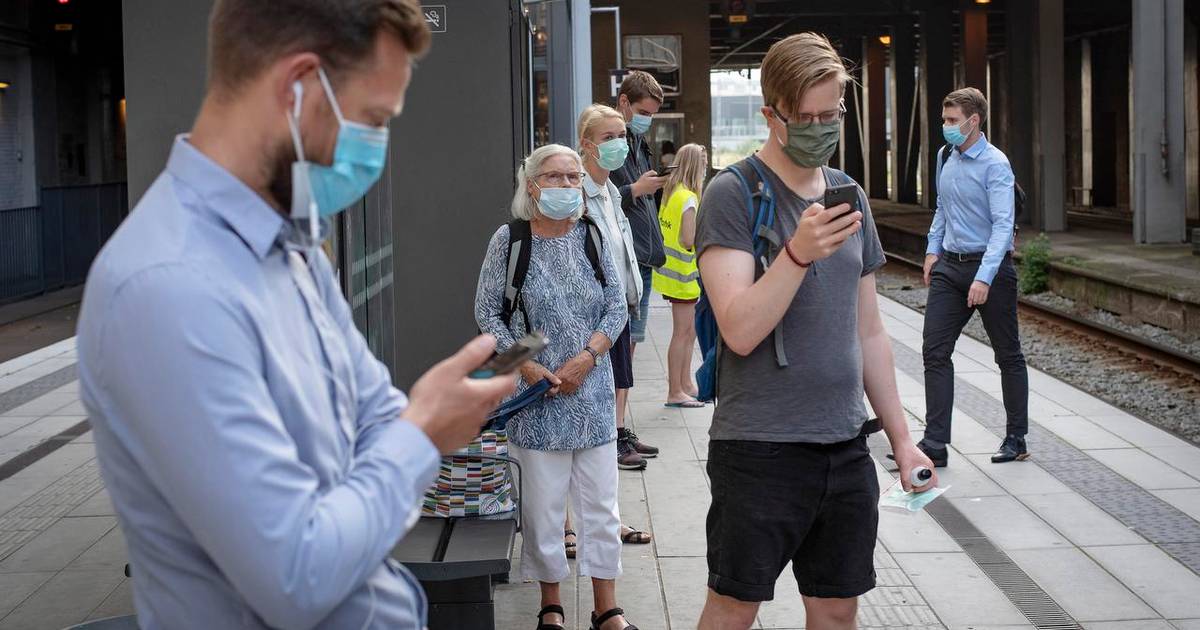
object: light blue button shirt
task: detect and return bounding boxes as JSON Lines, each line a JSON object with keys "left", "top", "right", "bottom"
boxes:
{"left": 77, "top": 136, "right": 439, "bottom": 629}
{"left": 925, "top": 133, "right": 1016, "bottom": 285}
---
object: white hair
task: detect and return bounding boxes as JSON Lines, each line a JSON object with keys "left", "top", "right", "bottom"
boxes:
{"left": 511, "top": 144, "right": 586, "bottom": 221}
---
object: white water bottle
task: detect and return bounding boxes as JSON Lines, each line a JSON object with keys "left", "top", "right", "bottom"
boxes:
{"left": 910, "top": 466, "right": 933, "bottom": 488}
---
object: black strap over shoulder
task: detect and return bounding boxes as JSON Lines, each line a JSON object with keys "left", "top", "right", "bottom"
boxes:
{"left": 502, "top": 219, "right": 533, "bottom": 328}
{"left": 501, "top": 217, "right": 606, "bottom": 328}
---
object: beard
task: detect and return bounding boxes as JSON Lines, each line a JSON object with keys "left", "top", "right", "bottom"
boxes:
{"left": 266, "top": 138, "right": 297, "bottom": 215}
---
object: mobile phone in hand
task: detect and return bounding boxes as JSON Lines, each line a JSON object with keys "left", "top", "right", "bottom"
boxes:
{"left": 823, "top": 183, "right": 859, "bottom": 221}
{"left": 469, "top": 332, "right": 548, "bottom": 379}
{"left": 658, "top": 164, "right": 678, "bottom": 174}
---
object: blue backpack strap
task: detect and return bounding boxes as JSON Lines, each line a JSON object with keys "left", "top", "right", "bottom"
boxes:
{"left": 721, "top": 157, "right": 788, "bottom": 368}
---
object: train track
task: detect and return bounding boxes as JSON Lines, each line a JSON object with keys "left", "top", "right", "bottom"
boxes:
{"left": 883, "top": 252, "right": 1200, "bottom": 385}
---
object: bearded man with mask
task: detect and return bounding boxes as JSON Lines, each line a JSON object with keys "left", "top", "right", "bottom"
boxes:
{"left": 694, "top": 33, "right": 937, "bottom": 630}
{"left": 74, "top": 1, "right": 515, "bottom": 628}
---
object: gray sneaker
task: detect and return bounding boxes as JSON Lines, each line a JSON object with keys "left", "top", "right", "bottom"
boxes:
{"left": 617, "top": 437, "right": 647, "bottom": 470}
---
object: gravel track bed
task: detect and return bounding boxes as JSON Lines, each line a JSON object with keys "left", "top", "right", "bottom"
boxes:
{"left": 875, "top": 266, "right": 1200, "bottom": 445}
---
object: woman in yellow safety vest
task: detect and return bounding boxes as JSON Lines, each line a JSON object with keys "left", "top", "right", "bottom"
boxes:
{"left": 652, "top": 143, "right": 708, "bottom": 408}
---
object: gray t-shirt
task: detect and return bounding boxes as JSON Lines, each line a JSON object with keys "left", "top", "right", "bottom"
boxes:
{"left": 695, "top": 155, "right": 886, "bottom": 444}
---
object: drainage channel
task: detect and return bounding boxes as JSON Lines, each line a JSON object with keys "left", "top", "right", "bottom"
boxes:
{"left": 924, "top": 499, "right": 1083, "bottom": 630}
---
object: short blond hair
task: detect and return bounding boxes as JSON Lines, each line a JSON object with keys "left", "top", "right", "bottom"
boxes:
{"left": 943, "top": 87, "right": 988, "bottom": 126}
{"left": 665, "top": 144, "right": 707, "bottom": 201}
{"left": 511, "top": 144, "right": 585, "bottom": 221}
{"left": 576, "top": 103, "right": 625, "bottom": 154}
{"left": 618, "top": 70, "right": 664, "bottom": 105}
{"left": 760, "top": 33, "right": 850, "bottom": 115}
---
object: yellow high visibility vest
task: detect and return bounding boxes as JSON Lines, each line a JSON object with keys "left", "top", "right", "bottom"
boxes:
{"left": 652, "top": 185, "right": 701, "bottom": 300}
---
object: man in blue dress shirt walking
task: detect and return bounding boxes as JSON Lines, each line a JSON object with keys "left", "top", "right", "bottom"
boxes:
{"left": 75, "top": 1, "right": 515, "bottom": 628}
{"left": 920, "top": 87, "right": 1030, "bottom": 467}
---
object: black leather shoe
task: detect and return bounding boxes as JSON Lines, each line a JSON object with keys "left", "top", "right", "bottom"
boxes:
{"left": 887, "top": 442, "right": 949, "bottom": 468}
{"left": 991, "top": 435, "right": 1029, "bottom": 463}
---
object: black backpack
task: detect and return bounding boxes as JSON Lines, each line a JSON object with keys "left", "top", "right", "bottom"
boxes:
{"left": 939, "top": 144, "right": 1027, "bottom": 224}
{"left": 500, "top": 215, "right": 607, "bottom": 328}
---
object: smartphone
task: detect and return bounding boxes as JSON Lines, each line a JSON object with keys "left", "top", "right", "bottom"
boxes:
{"left": 469, "top": 332, "right": 548, "bottom": 379}
{"left": 823, "top": 183, "right": 859, "bottom": 220}
{"left": 658, "top": 164, "right": 678, "bottom": 174}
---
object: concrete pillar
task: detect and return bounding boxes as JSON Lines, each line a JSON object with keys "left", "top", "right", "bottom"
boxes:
{"left": 1004, "top": 0, "right": 1065, "bottom": 232}
{"left": 548, "top": 1, "right": 576, "bottom": 146}
{"left": 919, "top": 0, "right": 954, "bottom": 208}
{"left": 1132, "top": 0, "right": 1187, "bottom": 243}
{"left": 960, "top": 2, "right": 988, "bottom": 93}
{"left": 864, "top": 36, "right": 888, "bottom": 199}
{"left": 890, "top": 17, "right": 919, "bottom": 203}
{"left": 1065, "top": 40, "right": 1084, "bottom": 208}
{"left": 840, "top": 36, "right": 866, "bottom": 185}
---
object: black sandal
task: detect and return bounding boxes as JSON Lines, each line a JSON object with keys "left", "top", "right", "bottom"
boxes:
{"left": 620, "top": 527, "right": 652, "bottom": 545}
{"left": 564, "top": 529, "right": 577, "bottom": 559}
{"left": 537, "top": 604, "right": 566, "bottom": 630}
{"left": 591, "top": 607, "right": 638, "bottom": 630}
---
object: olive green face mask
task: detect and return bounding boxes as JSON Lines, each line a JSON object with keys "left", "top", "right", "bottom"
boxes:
{"left": 772, "top": 107, "right": 842, "bottom": 168}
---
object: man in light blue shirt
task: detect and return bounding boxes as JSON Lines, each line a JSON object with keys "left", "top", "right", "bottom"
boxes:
{"left": 919, "top": 87, "right": 1030, "bottom": 467}
{"left": 75, "top": 1, "right": 514, "bottom": 628}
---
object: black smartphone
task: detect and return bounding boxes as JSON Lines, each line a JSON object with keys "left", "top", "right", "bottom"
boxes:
{"left": 658, "top": 164, "right": 678, "bottom": 174}
{"left": 469, "top": 332, "right": 548, "bottom": 379}
{"left": 823, "top": 183, "right": 859, "bottom": 220}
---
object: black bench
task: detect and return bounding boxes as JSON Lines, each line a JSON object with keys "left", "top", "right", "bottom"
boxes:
{"left": 391, "top": 455, "right": 522, "bottom": 630}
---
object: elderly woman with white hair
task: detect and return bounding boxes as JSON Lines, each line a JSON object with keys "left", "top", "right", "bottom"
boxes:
{"left": 475, "top": 144, "right": 637, "bottom": 630}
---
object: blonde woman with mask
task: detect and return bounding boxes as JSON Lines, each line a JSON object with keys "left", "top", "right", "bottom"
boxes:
{"left": 652, "top": 143, "right": 708, "bottom": 408}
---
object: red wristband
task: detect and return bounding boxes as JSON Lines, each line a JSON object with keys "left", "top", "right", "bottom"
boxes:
{"left": 783, "top": 240, "right": 811, "bottom": 268}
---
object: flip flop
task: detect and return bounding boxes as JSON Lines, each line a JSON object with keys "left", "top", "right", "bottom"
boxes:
{"left": 664, "top": 400, "right": 706, "bottom": 408}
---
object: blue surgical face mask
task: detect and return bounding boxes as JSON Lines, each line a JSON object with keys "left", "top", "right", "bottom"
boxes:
{"left": 533, "top": 184, "right": 583, "bottom": 220}
{"left": 288, "top": 68, "right": 389, "bottom": 240}
{"left": 592, "top": 137, "right": 630, "bottom": 170}
{"left": 629, "top": 113, "right": 652, "bottom": 136}
{"left": 942, "top": 116, "right": 975, "bottom": 147}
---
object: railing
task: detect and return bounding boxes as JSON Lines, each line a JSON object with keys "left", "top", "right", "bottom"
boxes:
{"left": 0, "top": 182, "right": 128, "bottom": 305}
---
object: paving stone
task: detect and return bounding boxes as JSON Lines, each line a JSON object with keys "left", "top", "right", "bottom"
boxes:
{"left": 0, "top": 368, "right": 78, "bottom": 417}
{"left": 642, "top": 460, "right": 709, "bottom": 559}
{"left": 1085, "top": 545, "right": 1200, "bottom": 619}
{"left": 67, "top": 489, "right": 115, "bottom": 518}
{"left": 1037, "top": 416, "right": 1132, "bottom": 450}
{"left": 1151, "top": 489, "right": 1200, "bottom": 523}
{"left": 0, "top": 568, "right": 124, "bottom": 630}
{"left": 947, "top": 496, "right": 1071, "bottom": 551}
{"left": 964, "top": 454, "right": 1072, "bottom": 496}
{"left": 0, "top": 573, "right": 53, "bottom": 619}
{"left": 1087, "top": 414, "right": 1191, "bottom": 449}
{"left": 658, "top": 556, "right": 709, "bottom": 630}
{"left": 1088, "top": 448, "right": 1200, "bottom": 490}
{"left": 84, "top": 578, "right": 134, "bottom": 621}
{"left": 1018, "top": 493, "right": 1146, "bottom": 547}
{"left": 1007, "top": 547, "right": 1157, "bottom": 622}
{"left": 892, "top": 552, "right": 1027, "bottom": 627}
{"left": 1082, "top": 621, "right": 1175, "bottom": 630}
{"left": 69, "top": 526, "right": 127, "bottom": 572}
{"left": 877, "top": 506, "right": 961, "bottom": 554}
{"left": 1146, "top": 446, "right": 1200, "bottom": 482}
{"left": 0, "top": 516, "right": 116, "bottom": 573}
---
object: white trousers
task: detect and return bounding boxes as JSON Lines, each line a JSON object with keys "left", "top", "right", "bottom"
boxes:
{"left": 510, "top": 441, "right": 623, "bottom": 583}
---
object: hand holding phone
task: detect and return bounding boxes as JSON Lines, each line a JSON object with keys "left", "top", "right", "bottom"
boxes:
{"left": 469, "top": 332, "right": 549, "bottom": 379}
{"left": 822, "top": 183, "right": 859, "bottom": 221}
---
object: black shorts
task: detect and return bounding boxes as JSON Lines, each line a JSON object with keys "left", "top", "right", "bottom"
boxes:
{"left": 610, "top": 323, "right": 633, "bottom": 389}
{"left": 705, "top": 436, "right": 879, "bottom": 601}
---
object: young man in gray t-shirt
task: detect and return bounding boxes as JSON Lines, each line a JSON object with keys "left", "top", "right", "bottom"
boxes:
{"left": 694, "top": 33, "right": 939, "bottom": 630}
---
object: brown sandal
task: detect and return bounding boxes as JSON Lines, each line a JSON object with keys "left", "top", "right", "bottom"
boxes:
{"left": 564, "top": 529, "right": 577, "bottom": 559}
{"left": 620, "top": 527, "right": 651, "bottom": 544}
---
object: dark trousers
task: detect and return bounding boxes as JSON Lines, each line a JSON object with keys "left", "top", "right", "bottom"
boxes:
{"left": 922, "top": 254, "right": 1028, "bottom": 445}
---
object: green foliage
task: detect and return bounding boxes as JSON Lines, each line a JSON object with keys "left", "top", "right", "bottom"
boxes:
{"left": 1018, "top": 233, "right": 1052, "bottom": 295}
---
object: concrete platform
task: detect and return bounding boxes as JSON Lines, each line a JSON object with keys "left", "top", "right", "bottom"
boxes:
{"left": 871, "top": 199, "right": 1200, "bottom": 336}
{"left": 1, "top": 295, "right": 1200, "bottom": 628}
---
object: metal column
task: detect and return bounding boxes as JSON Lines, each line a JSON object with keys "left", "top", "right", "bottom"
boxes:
{"left": 890, "top": 16, "right": 919, "bottom": 204}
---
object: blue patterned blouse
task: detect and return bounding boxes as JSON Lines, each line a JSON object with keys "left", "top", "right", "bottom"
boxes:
{"left": 475, "top": 221, "right": 628, "bottom": 451}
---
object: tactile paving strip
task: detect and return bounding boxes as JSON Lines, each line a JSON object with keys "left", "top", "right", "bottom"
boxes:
{"left": 0, "top": 459, "right": 102, "bottom": 562}
{"left": 0, "top": 364, "right": 78, "bottom": 415}
{"left": 890, "top": 341, "right": 1200, "bottom": 574}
